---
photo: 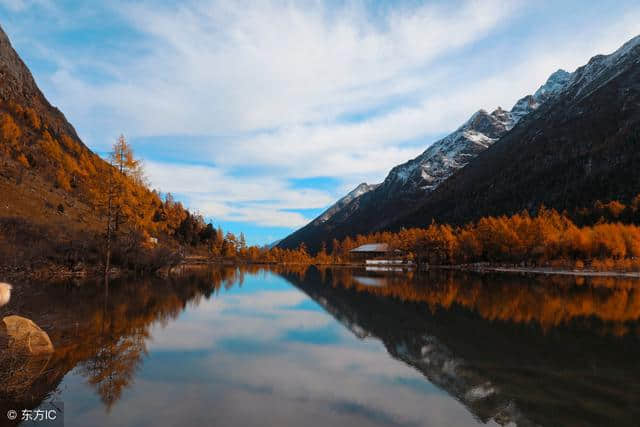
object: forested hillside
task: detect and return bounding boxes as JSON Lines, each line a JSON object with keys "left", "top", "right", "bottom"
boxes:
{"left": 0, "top": 25, "right": 217, "bottom": 275}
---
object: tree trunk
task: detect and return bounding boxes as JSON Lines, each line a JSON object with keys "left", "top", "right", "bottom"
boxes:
{"left": 105, "top": 173, "right": 113, "bottom": 281}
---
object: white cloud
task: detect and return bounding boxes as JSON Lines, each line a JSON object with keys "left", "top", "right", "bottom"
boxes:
{"left": 41, "top": 0, "right": 521, "bottom": 142}
{"left": 144, "top": 160, "right": 334, "bottom": 227}
{"left": 57, "top": 0, "right": 522, "bottom": 230}
{"left": 102, "top": 0, "right": 517, "bottom": 134}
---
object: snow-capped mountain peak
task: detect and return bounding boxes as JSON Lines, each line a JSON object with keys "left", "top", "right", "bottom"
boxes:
{"left": 565, "top": 34, "right": 640, "bottom": 101}
{"left": 367, "top": 67, "right": 576, "bottom": 198}
{"left": 315, "top": 182, "right": 379, "bottom": 224}
{"left": 533, "top": 69, "right": 572, "bottom": 100}
{"left": 511, "top": 69, "right": 572, "bottom": 124}
{"left": 282, "top": 66, "right": 575, "bottom": 244}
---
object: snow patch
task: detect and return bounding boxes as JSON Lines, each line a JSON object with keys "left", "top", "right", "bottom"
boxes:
{"left": 382, "top": 65, "right": 575, "bottom": 197}
{"left": 465, "top": 383, "right": 496, "bottom": 401}
{"left": 315, "top": 182, "right": 379, "bottom": 224}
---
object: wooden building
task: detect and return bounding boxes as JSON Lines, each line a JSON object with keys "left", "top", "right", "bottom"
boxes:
{"left": 349, "top": 243, "right": 390, "bottom": 262}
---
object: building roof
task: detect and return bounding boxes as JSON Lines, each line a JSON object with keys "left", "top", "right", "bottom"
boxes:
{"left": 349, "top": 243, "right": 389, "bottom": 253}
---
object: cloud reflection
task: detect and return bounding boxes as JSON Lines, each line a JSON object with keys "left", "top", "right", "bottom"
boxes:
{"left": 83, "top": 271, "right": 487, "bottom": 427}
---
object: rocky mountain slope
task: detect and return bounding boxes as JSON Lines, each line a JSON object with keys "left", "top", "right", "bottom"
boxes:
{"left": 315, "top": 182, "right": 379, "bottom": 225}
{"left": 283, "top": 182, "right": 378, "bottom": 250}
{"left": 0, "top": 24, "right": 107, "bottom": 232}
{"left": 279, "top": 67, "right": 572, "bottom": 251}
{"left": 397, "top": 34, "right": 640, "bottom": 229}
{"left": 383, "top": 69, "right": 571, "bottom": 198}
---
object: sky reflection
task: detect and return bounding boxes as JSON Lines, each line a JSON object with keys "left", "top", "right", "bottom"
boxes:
{"left": 60, "top": 270, "right": 488, "bottom": 427}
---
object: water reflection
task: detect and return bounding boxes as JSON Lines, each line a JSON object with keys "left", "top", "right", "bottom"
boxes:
{"left": 327, "top": 268, "right": 640, "bottom": 334}
{"left": 0, "top": 266, "right": 638, "bottom": 427}
{"left": 289, "top": 268, "right": 640, "bottom": 427}
{"left": 0, "top": 267, "right": 242, "bottom": 425}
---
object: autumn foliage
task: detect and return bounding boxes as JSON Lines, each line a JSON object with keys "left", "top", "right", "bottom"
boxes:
{"left": 314, "top": 267, "right": 640, "bottom": 336}
{"left": 0, "top": 99, "right": 227, "bottom": 272}
{"left": 238, "top": 206, "right": 640, "bottom": 271}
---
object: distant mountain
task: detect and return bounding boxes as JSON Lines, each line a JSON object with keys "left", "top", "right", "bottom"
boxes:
{"left": 279, "top": 67, "right": 572, "bottom": 251}
{"left": 280, "top": 182, "right": 378, "bottom": 250}
{"left": 397, "top": 34, "right": 640, "bottom": 228}
{"left": 315, "top": 182, "right": 379, "bottom": 225}
{"left": 384, "top": 69, "right": 572, "bottom": 198}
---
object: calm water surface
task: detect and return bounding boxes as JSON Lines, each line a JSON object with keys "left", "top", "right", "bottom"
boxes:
{"left": 1, "top": 266, "right": 640, "bottom": 427}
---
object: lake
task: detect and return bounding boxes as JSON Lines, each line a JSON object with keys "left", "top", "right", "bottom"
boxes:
{"left": 1, "top": 266, "right": 639, "bottom": 427}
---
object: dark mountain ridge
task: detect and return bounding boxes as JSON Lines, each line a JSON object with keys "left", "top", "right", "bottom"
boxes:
{"left": 398, "top": 35, "right": 640, "bottom": 228}
{"left": 280, "top": 35, "right": 640, "bottom": 251}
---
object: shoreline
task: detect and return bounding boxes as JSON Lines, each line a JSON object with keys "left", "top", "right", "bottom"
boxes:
{"left": 4, "top": 260, "right": 640, "bottom": 283}
{"left": 177, "top": 260, "right": 640, "bottom": 278}
{"left": 426, "top": 264, "right": 640, "bottom": 278}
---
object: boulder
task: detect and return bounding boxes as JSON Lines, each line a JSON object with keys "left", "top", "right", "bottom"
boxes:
{"left": 1, "top": 315, "right": 54, "bottom": 355}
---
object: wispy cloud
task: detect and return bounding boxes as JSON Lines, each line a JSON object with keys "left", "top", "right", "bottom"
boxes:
{"left": 144, "top": 161, "right": 334, "bottom": 227}
{"left": 40, "top": 0, "right": 521, "bottom": 140}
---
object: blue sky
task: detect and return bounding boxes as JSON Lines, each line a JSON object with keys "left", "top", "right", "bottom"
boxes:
{"left": 1, "top": 0, "right": 639, "bottom": 245}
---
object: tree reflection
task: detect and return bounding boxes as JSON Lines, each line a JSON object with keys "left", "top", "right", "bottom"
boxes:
{"left": 282, "top": 267, "right": 640, "bottom": 427}
{"left": 80, "top": 333, "right": 147, "bottom": 410}
{"left": 0, "top": 266, "right": 246, "bottom": 417}
{"left": 318, "top": 267, "right": 640, "bottom": 335}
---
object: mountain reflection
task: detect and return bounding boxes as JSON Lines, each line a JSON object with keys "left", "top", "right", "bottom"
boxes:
{"left": 1, "top": 266, "right": 639, "bottom": 427}
{"left": 283, "top": 267, "right": 640, "bottom": 427}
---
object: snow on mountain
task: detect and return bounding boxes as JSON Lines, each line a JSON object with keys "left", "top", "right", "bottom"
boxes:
{"left": 380, "top": 68, "right": 572, "bottom": 196}
{"left": 533, "top": 69, "right": 573, "bottom": 101}
{"left": 280, "top": 68, "right": 573, "bottom": 248}
{"left": 396, "top": 33, "right": 640, "bottom": 232}
{"left": 385, "top": 108, "right": 509, "bottom": 193}
{"left": 511, "top": 69, "right": 572, "bottom": 123}
{"left": 565, "top": 34, "right": 640, "bottom": 102}
{"left": 314, "top": 182, "right": 379, "bottom": 224}
{"left": 509, "top": 95, "right": 539, "bottom": 123}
